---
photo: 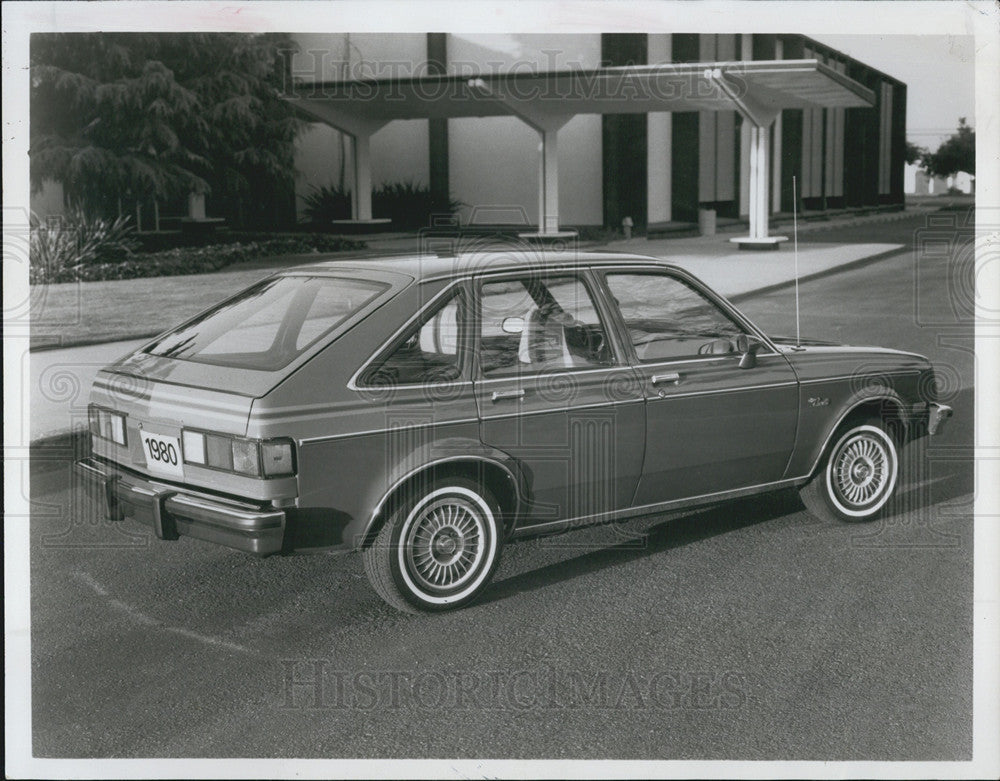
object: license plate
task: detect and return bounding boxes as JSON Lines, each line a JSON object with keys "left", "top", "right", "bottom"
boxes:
{"left": 139, "top": 431, "right": 184, "bottom": 479}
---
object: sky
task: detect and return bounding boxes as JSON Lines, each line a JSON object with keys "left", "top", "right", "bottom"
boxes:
{"left": 812, "top": 35, "right": 976, "bottom": 151}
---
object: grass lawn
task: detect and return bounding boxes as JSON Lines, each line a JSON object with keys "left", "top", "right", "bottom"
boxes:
{"left": 30, "top": 253, "right": 341, "bottom": 350}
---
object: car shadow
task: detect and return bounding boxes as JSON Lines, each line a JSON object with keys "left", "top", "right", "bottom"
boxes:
{"left": 481, "top": 489, "right": 804, "bottom": 606}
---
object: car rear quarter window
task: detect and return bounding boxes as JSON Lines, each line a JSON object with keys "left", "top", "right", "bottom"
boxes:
{"left": 361, "top": 292, "right": 466, "bottom": 386}
{"left": 144, "top": 275, "right": 389, "bottom": 371}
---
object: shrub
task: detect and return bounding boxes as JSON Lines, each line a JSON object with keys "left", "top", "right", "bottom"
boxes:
{"left": 301, "top": 184, "right": 351, "bottom": 227}
{"left": 374, "top": 180, "right": 463, "bottom": 230}
{"left": 300, "top": 180, "right": 463, "bottom": 231}
{"left": 31, "top": 234, "right": 366, "bottom": 284}
{"left": 134, "top": 228, "right": 362, "bottom": 253}
{"left": 30, "top": 211, "right": 141, "bottom": 283}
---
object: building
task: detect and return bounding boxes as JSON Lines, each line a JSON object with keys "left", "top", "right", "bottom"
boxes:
{"left": 290, "top": 33, "right": 907, "bottom": 239}
{"left": 904, "top": 164, "right": 974, "bottom": 196}
{"left": 28, "top": 32, "right": 906, "bottom": 240}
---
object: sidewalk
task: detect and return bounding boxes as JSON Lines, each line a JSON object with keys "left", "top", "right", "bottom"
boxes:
{"left": 28, "top": 234, "right": 903, "bottom": 444}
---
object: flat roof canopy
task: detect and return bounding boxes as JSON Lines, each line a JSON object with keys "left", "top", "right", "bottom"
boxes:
{"left": 286, "top": 60, "right": 876, "bottom": 243}
{"left": 289, "top": 59, "right": 875, "bottom": 125}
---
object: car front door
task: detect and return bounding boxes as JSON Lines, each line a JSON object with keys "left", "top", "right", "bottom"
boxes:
{"left": 472, "top": 271, "right": 646, "bottom": 529}
{"left": 600, "top": 268, "right": 799, "bottom": 505}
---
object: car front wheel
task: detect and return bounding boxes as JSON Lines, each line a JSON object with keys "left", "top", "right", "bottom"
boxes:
{"left": 799, "top": 418, "right": 900, "bottom": 523}
{"left": 362, "top": 477, "right": 504, "bottom": 613}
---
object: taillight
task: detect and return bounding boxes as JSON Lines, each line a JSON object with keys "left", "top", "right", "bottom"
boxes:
{"left": 88, "top": 405, "right": 127, "bottom": 446}
{"left": 181, "top": 429, "right": 295, "bottom": 479}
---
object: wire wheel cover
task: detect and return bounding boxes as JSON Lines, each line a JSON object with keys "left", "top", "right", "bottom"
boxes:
{"left": 403, "top": 498, "right": 487, "bottom": 592}
{"left": 831, "top": 433, "right": 891, "bottom": 508}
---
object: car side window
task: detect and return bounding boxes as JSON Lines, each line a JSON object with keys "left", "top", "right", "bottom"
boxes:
{"left": 479, "top": 275, "right": 614, "bottom": 377}
{"left": 363, "top": 293, "right": 464, "bottom": 385}
{"left": 605, "top": 272, "right": 745, "bottom": 362}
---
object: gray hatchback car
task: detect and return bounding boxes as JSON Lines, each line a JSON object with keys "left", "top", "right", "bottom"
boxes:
{"left": 77, "top": 251, "right": 951, "bottom": 612}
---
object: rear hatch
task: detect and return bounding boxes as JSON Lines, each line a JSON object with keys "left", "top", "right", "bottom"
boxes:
{"left": 88, "top": 268, "right": 410, "bottom": 493}
{"left": 88, "top": 359, "right": 266, "bottom": 496}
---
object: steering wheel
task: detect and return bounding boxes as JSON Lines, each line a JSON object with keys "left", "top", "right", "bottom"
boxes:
{"left": 588, "top": 329, "right": 607, "bottom": 361}
{"left": 565, "top": 320, "right": 608, "bottom": 362}
{"left": 698, "top": 337, "right": 736, "bottom": 355}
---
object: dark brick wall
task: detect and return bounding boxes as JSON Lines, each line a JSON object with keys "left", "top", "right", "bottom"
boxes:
{"left": 601, "top": 34, "right": 648, "bottom": 229}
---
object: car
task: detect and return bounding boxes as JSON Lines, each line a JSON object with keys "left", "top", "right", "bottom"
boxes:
{"left": 76, "top": 250, "right": 953, "bottom": 612}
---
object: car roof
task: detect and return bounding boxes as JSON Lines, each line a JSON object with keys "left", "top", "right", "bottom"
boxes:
{"left": 280, "top": 250, "right": 678, "bottom": 283}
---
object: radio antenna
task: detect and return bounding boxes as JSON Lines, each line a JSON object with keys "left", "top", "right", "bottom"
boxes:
{"left": 793, "top": 174, "right": 802, "bottom": 350}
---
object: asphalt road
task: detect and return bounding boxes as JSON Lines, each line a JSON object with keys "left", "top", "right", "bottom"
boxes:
{"left": 28, "top": 211, "right": 975, "bottom": 760}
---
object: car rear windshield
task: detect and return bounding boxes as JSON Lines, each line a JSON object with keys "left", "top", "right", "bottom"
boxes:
{"left": 143, "top": 275, "right": 389, "bottom": 371}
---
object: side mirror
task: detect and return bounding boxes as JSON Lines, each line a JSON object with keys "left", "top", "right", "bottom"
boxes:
{"left": 501, "top": 316, "right": 525, "bottom": 335}
{"left": 737, "top": 334, "right": 762, "bottom": 369}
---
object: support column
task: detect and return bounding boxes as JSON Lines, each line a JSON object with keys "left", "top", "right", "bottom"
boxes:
{"left": 711, "top": 70, "right": 788, "bottom": 250}
{"left": 538, "top": 129, "right": 560, "bottom": 234}
{"left": 730, "top": 120, "right": 787, "bottom": 249}
{"left": 351, "top": 132, "right": 374, "bottom": 221}
{"left": 771, "top": 111, "right": 783, "bottom": 213}
{"left": 293, "top": 99, "right": 390, "bottom": 231}
{"left": 462, "top": 77, "right": 576, "bottom": 241}
{"left": 331, "top": 128, "right": 390, "bottom": 229}
{"left": 749, "top": 124, "right": 767, "bottom": 239}
{"left": 520, "top": 126, "right": 576, "bottom": 240}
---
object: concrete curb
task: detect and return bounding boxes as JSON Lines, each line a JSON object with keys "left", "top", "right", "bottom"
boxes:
{"left": 727, "top": 244, "right": 908, "bottom": 303}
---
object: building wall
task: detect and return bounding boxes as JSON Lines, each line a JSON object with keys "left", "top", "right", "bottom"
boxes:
{"left": 602, "top": 33, "right": 648, "bottom": 230}
{"left": 447, "top": 34, "right": 603, "bottom": 227}
{"left": 697, "top": 34, "right": 739, "bottom": 215}
{"left": 905, "top": 164, "right": 973, "bottom": 195}
{"left": 290, "top": 32, "right": 906, "bottom": 230}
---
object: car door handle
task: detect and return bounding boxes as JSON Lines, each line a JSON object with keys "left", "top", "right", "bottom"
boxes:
{"left": 651, "top": 372, "right": 682, "bottom": 385}
{"left": 491, "top": 389, "right": 526, "bottom": 403}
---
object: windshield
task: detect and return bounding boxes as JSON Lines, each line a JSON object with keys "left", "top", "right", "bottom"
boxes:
{"left": 144, "top": 275, "right": 389, "bottom": 371}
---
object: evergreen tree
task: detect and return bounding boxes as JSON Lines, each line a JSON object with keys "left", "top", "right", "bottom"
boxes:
{"left": 30, "top": 33, "right": 301, "bottom": 228}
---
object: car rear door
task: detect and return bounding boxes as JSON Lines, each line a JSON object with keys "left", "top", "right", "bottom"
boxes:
{"left": 598, "top": 267, "right": 799, "bottom": 505}
{"left": 472, "top": 269, "right": 646, "bottom": 529}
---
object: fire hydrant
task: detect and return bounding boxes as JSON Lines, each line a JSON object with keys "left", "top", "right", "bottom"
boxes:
{"left": 622, "top": 216, "right": 634, "bottom": 240}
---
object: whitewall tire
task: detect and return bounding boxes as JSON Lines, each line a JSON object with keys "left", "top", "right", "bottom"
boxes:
{"left": 800, "top": 419, "right": 900, "bottom": 524}
{"left": 362, "top": 477, "right": 503, "bottom": 613}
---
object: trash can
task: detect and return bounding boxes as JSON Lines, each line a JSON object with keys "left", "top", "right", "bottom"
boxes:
{"left": 698, "top": 208, "right": 717, "bottom": 236}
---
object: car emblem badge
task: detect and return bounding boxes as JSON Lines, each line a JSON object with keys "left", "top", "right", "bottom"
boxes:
{"left": 808, "top": 397, "right": 830, "bottom": 407}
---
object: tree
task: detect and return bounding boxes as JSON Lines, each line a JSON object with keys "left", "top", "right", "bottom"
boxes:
{"left": 30, "top": 33, "right": 302, "bottom": 229}
{"left": 920, "top": 118, "right": 975, "bottom": 178}
{"left": 904, "top": 140, "right": 926, "bottom": 166}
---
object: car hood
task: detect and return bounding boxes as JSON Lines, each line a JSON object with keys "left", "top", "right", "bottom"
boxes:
{"left": 769, "top": 335, "right": 929, "bottom": 365}
{"left": 769, "top": 335, "right": 843, "bottom": 347}
{"left": 771, "top": 336, "right": 931, "bottom": 387}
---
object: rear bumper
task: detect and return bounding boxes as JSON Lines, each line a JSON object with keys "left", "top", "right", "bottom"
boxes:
{"left": 927, "top": 403, "right": 953, "bottom": 436}
{"left": 74, "top": 457, "right": 286, "bottom": 556}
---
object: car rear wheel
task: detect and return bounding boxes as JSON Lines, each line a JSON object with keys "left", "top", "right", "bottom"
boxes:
{"left": 362, "top": 477, "right": 504, "bottom": 613}
{"left": 799, "top": 417, "right": 900, "bottom": 523}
